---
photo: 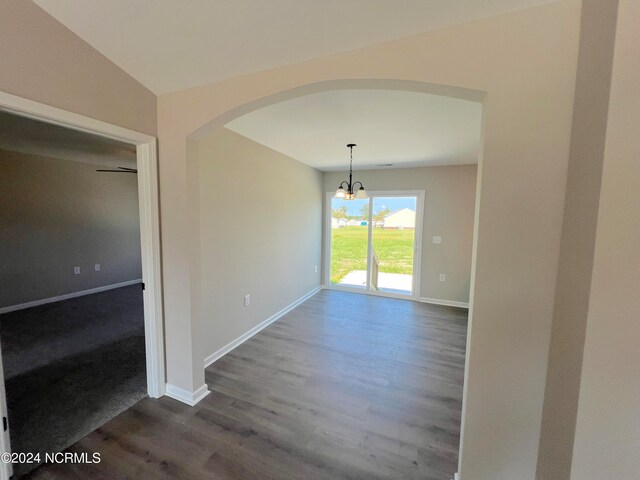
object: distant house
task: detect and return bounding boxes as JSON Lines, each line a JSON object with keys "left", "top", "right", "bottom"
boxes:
{"left": 331, "top": 217, "right": 348, "bottom": 229}
{"left": 346, "top": 219, "right": 363, "bottom": 227}
{"left": 383, "top": 208, "right": 416, "bottom": 229}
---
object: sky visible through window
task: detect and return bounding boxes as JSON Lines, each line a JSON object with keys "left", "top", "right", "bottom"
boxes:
{"left": 332, "top": 196, "right": 416, "bottom": 216}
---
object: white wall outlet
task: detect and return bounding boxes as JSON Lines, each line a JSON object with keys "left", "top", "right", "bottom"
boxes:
{"left": 439, "top": 273, "right": 446, "bottom": 282}
{"left": 73, "top": 266, "right": 81, "bottom": 275}
{"left": 244, "top": 294, "right": 251, "bottom": 306}
{"left": 433, "top": 235, "right": 442, "bottom": 244}
{"left": 94, "top": 263, "right": 101, "bottom": 272}
{"left": 314, "top": 265, "right": 318, "bottom": 273}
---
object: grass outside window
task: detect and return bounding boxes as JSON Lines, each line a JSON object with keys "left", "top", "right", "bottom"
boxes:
{"left": 330, "top": 226, "right": 415, "bottom": 284}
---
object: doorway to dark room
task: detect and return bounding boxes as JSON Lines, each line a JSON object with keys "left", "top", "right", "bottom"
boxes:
{"left": 0, "top": 110, "right": 149, "bottom": 477}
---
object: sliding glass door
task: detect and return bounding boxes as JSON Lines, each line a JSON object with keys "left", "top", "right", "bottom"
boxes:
{"left": 370, "top": 195, "right": 417, "bottom": 295}
{"left": 327, "top": 191, "right": 423, "bottom": 299}
{"left": 329, "top": 196, "right": 370, "bottom": 289}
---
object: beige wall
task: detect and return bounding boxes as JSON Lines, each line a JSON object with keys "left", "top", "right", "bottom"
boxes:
{"left": 536, "top": 1, "right": 619, "bottom": 478}
{"left": 0, "top": 149, "right": 142, "bottom": 308}
{"left": 0, "top": 0, "right": 156, "bottom": 135}
{"left": 190, "top": 128, "right": 322, "bottom": 360}
{"left": 569, "top": 1, "right": 640, "bottom": 478}
{"left": 157, "top": 2, "right": 581, "bottom": 478}
{"left": 5, "top": 2, "right": 639, "bottom": 477}
{"left": 323, "top": 165, "right": 477, "bottom": 304}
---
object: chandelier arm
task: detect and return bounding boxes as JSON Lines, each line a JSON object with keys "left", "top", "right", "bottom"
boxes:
{"left": 352, "top": 181, "right": 364, "bottom": 190}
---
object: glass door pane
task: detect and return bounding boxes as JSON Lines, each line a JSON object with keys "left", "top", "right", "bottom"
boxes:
{"left": 370, "top": 196, "right": 417, "bottom": 296}
{"left": 330, "top": 197, "right": 370, "bottom": 289}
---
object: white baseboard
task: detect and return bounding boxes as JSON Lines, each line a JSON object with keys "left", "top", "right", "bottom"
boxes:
{"left": 165, "top": 383, "right": 211, "bottom": 406}
{"left": 204, "top": 286, "right": 321, "bottom": 368}
{"left": 0, "top": 279, "right": 143, "bottom": 315}
{"left": 418, "top": 297, "right": 469, "bottom": 309}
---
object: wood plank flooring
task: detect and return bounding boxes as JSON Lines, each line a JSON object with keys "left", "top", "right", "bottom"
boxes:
{"left": 25, "top": 290, "right": 468, "bottom": 480}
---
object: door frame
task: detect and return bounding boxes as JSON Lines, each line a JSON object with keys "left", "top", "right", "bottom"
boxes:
{"left": 324, "top": 190, "right": 425, "bottom": 301}
{"left": 0, "top": 91, "right": 166, "bottom": 478}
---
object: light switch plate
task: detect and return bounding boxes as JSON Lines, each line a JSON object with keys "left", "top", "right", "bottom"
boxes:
{"left": 73, "top": 266, "right": 81, "bottom": 275}
{"left": 433, "top": 235, "right": 442, "bottom": 244}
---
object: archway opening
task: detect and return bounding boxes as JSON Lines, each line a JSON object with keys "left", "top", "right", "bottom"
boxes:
{"left": 186, "top": 78, "right": 485, "bottom": 478}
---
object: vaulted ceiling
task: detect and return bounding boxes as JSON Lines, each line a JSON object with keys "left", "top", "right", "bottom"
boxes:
{"left": 226, "top": 89, "right": 482, "bottom": 171}
{"left": 34, "top": 0, "right": 557, "bottom": 94}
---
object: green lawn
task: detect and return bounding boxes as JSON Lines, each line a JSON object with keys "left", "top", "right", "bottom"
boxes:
{"left": 330, "top": 226, "right": 415, "bottom": 284}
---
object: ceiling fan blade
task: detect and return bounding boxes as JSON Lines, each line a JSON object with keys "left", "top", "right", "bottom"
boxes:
{"left": 96, "top": 169, "right": 137, "bottom": 173}
{"left": 117, "top": 166, "right": 138, "bottom": 171}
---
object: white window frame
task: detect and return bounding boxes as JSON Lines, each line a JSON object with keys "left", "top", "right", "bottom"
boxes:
{"left": 324, "top": 190, "right": 425, "bottom": 301}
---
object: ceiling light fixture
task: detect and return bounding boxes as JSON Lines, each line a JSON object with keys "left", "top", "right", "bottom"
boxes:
{"left": 334, "top": 144, "right": 367, "bottom": 200}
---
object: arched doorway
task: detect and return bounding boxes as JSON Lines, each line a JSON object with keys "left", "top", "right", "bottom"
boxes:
{"left": 184, "top": 78, "right": 484, "bottom": 477}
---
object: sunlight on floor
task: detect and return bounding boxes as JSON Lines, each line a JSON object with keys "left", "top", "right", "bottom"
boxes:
{"left": 337, "top": 270, "right": 413, "bottom": 295}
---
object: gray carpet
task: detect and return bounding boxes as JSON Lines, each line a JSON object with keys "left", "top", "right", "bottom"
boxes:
{"left": 0, "top": 285, "right": 147, "bottom": 478}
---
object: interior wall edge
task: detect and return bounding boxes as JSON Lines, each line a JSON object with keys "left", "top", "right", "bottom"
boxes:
{"left": 535, "top": 0, "right": 620, "bottom": 478}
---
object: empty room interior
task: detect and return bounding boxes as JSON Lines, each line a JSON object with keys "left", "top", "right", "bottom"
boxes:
{"left": 0, "top": 1, "right": 638, "bottom": 480}
{"left": 0, "top": 111, "right": 148, "bottom": 477}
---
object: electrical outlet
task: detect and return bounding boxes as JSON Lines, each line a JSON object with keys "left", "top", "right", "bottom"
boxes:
{"left": 439, "top": 273, "right": 446, "bottom": 282}
{"left": 314, "top": 265, "right": 318, "bottom": 273}
{"left": 244, "top": 294, "right": 251, "bottom": 306}
{"left": 95, "top": 263, "right": 101, "bottom": 272}
{"left": 73, "top": 266, "right": 81, "bottom": 275}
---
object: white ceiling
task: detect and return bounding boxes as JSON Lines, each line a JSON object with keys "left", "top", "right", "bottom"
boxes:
{"left": 0, "top": 111, "right": 137, "bottom": 168}
{"left": 34, "top": 0, "right": 556, "bottom": 94}
{"left": 225, "top": 89, "right": 482, "bottom": 171}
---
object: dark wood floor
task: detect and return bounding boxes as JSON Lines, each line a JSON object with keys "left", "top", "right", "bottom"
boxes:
{"left": 25, "top": 290, "right": 467, "bottom": 480}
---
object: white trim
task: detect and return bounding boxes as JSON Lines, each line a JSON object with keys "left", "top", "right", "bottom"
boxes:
{"left": 418, "top": 297, "right": 470, "bottom": 309}
{"left": 0, "top": 279, "right": 142, "bottom": 315}
{"left": 204, "top": 286, "right": 321, "bottom": 368}
{"left": 136, "top": 140, "right": 166, "bottom": 399}
{"left": 323, "top": 192, "right": 333, "bottom": 287}
{"left": 165, "top": 383, "right": 211, "bottom": 407}
{"left": 0, "top": 345, "right": 11, "bottom": 479}
{"left": 0, "top": 91, "right": 166, "bottom": 405}
{"left": 0, "top": 92, "right": 154, "bottom": 144}
{"left": 366, "top": 198, "right": 372, "bottom": 287}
